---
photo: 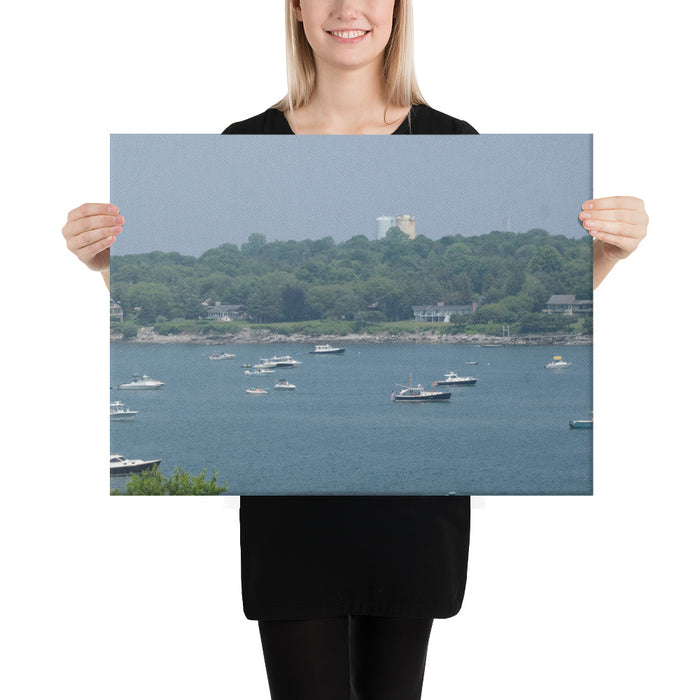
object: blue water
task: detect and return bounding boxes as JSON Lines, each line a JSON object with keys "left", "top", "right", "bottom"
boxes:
{"left": 110, "top": 342, "right": 592, "bottom": 495}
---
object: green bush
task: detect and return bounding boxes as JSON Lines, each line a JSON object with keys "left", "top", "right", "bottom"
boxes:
{"left": 111, "top": 464, "right": 228, "bottom": 495}
{"left": 119, "top": 320, "right": 139, "bottom": 340}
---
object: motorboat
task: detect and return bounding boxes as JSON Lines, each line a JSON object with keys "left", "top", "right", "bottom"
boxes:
{"left": 254, "top": 356, "right": 301, "bottom": 369}
{"left": 433, "top": 371, "right": 477, "bottom": 387}
{"left": 110, "top": 401, "right": 138, "bottom": 421}
{"left": 209, "top": 352, "right": 236, "bottom": 360}
{"left": 246, "top": 388, "right": 269, "bottom": 395}
{"left": 110, "top": 454, "right": 161, "bottom": 476}
{"left": 117, "top": 374, "right": 164, "bottom": 389}
{"left": 269, "top": 355, "right": 302, "bottom": 368}
{"left": 245, "top": 368, "right": 275, "bottom": 375}
{"left": 273, "top": 379, "right": 296, "bottom": 390}
{"left": 569, "top": 413, "right": 593, "bottom": 429}
{"left": 546, "top": 356, "right": 571, "bottom": 369}
{"left": 569, "top": 418, "right": 593, "bottom": 429}
{"left": 309, "top": 344, "right": 345, "bottom": 354}
{"left": 392, "top": 376, "right": 450, "bottom": 403}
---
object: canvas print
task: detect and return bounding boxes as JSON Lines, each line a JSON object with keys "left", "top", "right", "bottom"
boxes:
{"left": 110, "top": 135, "right": 592, "bottom": 495}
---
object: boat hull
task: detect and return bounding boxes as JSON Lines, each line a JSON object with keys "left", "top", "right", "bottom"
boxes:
{"left": 110, "top": 459, "right": 161, "bottom": 476}
{"left": 435, "top": 379, "right": 477, "bottom": 386}
{"left": 393, "top": 392, "right": 451, "bottom": 402}
{"left": 569, "top": 420, "right": 593, "bottom": 429}
{"left": 117, "top": 384, "right": 163, "bottom": 390}
{"left": 110, "top": 413, "right": 137, "bottom": 421}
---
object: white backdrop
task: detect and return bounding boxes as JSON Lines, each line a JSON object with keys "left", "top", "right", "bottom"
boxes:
{"left": 2, "top": 2, "right": 698, "bottom": 698}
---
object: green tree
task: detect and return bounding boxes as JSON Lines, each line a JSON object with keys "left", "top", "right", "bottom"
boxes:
{"left": 241, "top": 232, "right": 267, "bottom": 256}
{"left": 384, "top": 225, "right": 409, "bottom": 240}
{"left": 528, "top": 244, "right": 564, "bottom": 274}
{"left": 121, "top": 282, "right": 175, "bottom": 324}
{"left": 111, "top": 464, "right": 227, "bottom": 495}
{"left": 281, "top": 284, "right": 307, "bottom": 321}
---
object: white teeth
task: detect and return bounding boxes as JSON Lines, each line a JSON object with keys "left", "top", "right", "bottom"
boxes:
{"left": 330, "top": 30, "right": 368, "bottom": 39}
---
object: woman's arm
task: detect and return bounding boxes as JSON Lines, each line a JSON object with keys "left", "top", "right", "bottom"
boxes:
{"left": 62, "top": 202, "right": 121, "bottom": 291}
{"left": 580, "top": 196, "right": 648, "bottom": 289}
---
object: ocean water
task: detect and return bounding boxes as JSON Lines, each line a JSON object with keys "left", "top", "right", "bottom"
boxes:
{"left": 110, "top": 342, "right": 592, "bottom": 495}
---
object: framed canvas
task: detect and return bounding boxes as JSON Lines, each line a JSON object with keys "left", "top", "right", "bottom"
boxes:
{"left": 110, "top": 134, "right": 592, "bottom": 495}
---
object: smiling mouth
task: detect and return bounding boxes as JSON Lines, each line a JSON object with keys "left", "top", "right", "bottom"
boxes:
{"left": 327, "top": 29, "right": 370, "bottom": 39}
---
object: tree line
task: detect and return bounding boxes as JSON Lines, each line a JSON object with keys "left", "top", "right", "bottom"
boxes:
{"left": 110, "top": 228, "right": 592, "bottom": 328}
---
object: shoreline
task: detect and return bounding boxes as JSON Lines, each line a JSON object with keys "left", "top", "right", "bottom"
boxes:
{"left": 110, "top": 326, "right": 592, "bottom": 347}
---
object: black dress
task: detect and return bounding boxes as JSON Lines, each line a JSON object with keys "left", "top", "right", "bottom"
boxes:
{"left": 223, "top": 105, "right": 478, "bottom": 621}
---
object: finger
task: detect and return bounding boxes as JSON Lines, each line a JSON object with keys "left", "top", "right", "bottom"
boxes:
{"left": 66, "top": 203, "right": 119, "bottom": 223}
{"left": 582, "top": 219, "right": 646, "bottom": 240}
{"left": 63, "top": 213, "right": 123, "bottom": 240}
{"left": 66, "top": 225, "right": 121, "bottom": 253}
{"left": 582, "top": 196, "right": 645, "bottom": 212}
{"left": 579, "top": 209, "right": 648, "bottom": 226}
{"left": 580, "top": 219, "right": 645, "bottom": 239}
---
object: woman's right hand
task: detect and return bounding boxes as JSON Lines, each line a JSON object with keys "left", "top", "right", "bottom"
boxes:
{"left": 62, "top": 203, "right": 123, "bottom": 272}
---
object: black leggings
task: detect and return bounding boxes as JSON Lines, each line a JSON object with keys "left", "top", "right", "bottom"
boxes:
{"left": 258, "top": 615, "right": 434, "bottom": 700}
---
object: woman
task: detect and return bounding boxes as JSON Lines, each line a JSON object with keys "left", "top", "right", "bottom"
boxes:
{"left": 63, "top": 2, "right": 647, "bottom": 698}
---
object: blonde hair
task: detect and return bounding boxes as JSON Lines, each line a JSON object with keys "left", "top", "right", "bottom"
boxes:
{"left": 273, "top": 0, "right": 427, "bottom": 113}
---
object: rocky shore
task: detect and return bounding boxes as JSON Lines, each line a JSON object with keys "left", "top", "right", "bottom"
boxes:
{"left": 111, "top": 326, "right": 592, "bottom": 347}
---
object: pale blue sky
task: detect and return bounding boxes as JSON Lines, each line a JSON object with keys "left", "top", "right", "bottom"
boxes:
{"left": 111, "top": 134, "right": 591, "bottom": 256}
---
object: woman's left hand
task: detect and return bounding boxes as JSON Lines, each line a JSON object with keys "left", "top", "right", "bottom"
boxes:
{"left": 579, "top": 196, "right": 648, "bottom": 261}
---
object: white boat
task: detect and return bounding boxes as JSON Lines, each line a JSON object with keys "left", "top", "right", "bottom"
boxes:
{"left": 392, "top": 376, "right": 451, "bottom": 403}
{"left": 110, "top": 401, "right": 138, "bottom": 421}
{"left": 271, "top": 355, "right": 303, "bottom": 368}
{"left": 309, "top": 344, "right": 345, "bottom": 354}
{"left": 570, "top": 412, "right": 593, "bottom": 429}
{"left": 209, "top": 352, "right": 236, "bottom": 360}
{"left": 246, "top": 388, "right": 269, "bottom": 395}
{"left": 273, "top": 379, "right": 296, "bottom": 390}
{"left": 245, "top": 368, "right": 275, "bottom": 375}
{"left": 255, "top": 355, "right": 302, "bottom": 369}
{"left": 546, "top": 356, "right": 571, "bottom": 369}
{"left": 569, "top": 418, "right": 593, "bottom": 429}
{"left": 117, "top": 374, "right": 164, "bottom": 390}
{"left": 433, "top": 371, "right": 477, "bottom": 387}
{"left": 110, "top": 454, "right": 161, "bottom": 476}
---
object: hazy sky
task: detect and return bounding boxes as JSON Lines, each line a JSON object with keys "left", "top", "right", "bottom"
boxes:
{"left": 111, "top": 134, "right": 591, "bottom": 256}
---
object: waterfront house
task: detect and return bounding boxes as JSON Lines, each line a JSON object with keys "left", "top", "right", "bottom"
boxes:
{"left": 544, "top": 295, "right": 593, "bottom": 316}
{"left": 205, "top": 303, "right": 248, "bottom": 321}
{"left": 110, "top": 298, "right": 123, "bottom": 323}
{"left": 412, "top": 304, "right": 475, "bottom": 323}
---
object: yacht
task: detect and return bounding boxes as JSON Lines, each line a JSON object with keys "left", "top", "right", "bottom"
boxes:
{"left": 546, "top": 356, "right": 571, "bottom": 369}
{"left": 309, "top": 344, "right": 345, "bottom": 354}
{"left": 392, "top": 376, "right": 451, "bottom": 403}
{"left": 110, "top": 401, "right": 138, "bottom": 421}
{"left": 273, "top": 379, "right": 296, "bottom": 390}
{"left": 569, "top": 418, "right": 593, "bottom": 429}
{"left": 110, "top": 454, "right": 161, "bottom": 476}
{"left": 209, "top": 352, "right": 237, "bottom": 360}
{"left": 255, "top": 356, "right": 302, "bottom": 369}
{"left": 433, "top": 371, "right": 477, "bottom": 387}
{"left": 117, "top": 374, "right": 164, "bottom": 390}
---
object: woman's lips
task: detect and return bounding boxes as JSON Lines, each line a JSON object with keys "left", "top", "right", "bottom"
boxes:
{"left": 326, "top": 29, "right": 371, "bottom": 43}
